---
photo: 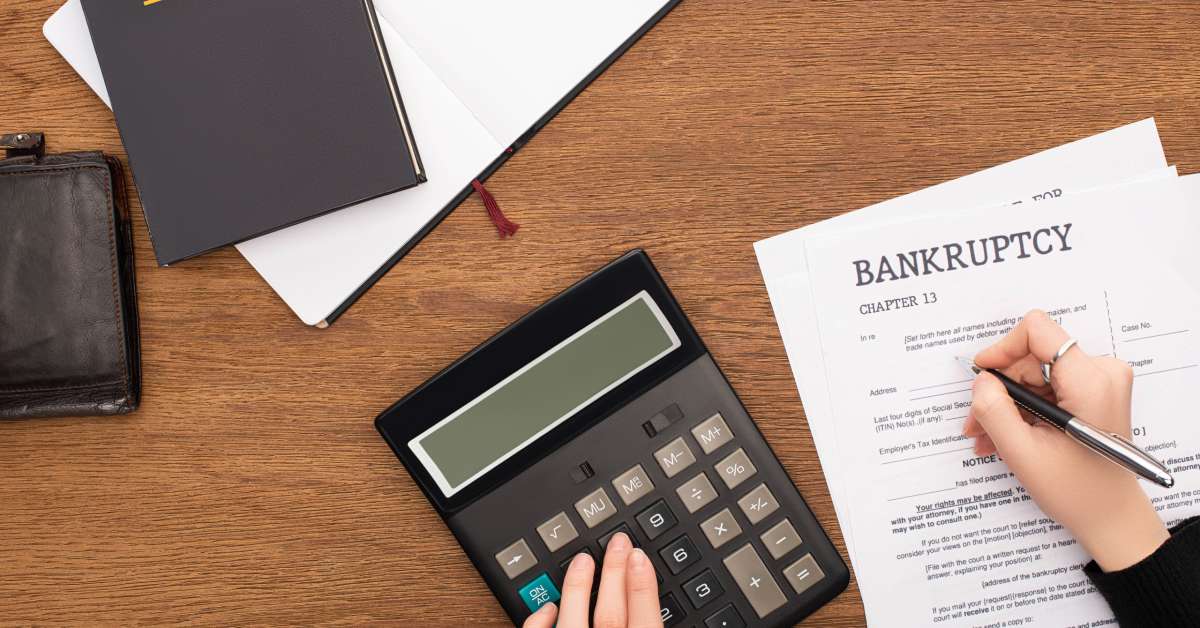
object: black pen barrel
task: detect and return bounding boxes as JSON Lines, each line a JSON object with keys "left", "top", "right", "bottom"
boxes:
{"left": 985, "top": 368, "right": 1074, "bottom": 429}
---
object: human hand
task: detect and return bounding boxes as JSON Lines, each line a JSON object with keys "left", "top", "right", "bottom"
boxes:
{"left": 522, "top": 532, "right": 663, "bottom": 628}
{"left": 963, "top": 309, "right": 1168, "bottom": 572}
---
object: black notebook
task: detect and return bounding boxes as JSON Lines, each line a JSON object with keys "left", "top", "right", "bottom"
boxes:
{"left": 80, "top": 0, "right": 424, "bottom": 265}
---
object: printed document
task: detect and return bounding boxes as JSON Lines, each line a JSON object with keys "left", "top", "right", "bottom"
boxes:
{"left": 754, "top": 119, "right": 1170, "bottom": 554}
{"left": 804, "top": 177, "right": 1200, "bottom": 626}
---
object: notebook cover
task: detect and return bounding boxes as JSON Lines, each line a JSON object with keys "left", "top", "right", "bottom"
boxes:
{"left": 322, "top": 0, "right": 683, "bottom": 326}
{"left": 79, "top": 0, "right": 424, "bottom": 265}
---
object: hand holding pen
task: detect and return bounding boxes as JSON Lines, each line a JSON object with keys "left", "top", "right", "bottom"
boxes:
{"left": 962, "top": 310, "right": 1170, "bottom": 573}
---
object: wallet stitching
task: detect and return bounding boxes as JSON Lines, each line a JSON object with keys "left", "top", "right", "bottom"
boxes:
{"left": 0, "top": 164, "right": 131, "bottom": 404}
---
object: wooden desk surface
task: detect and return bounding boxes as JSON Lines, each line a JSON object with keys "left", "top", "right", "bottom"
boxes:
{"left": 4, "top": 1, "right": 1200, "bottom": 625}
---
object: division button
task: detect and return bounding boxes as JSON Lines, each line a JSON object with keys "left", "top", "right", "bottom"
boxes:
{"left": 659, "top": 592, "right": 687, "bottom": 627}
{"left": 691, "top": 413, "right": 735, "bottom": 454}
{"left": 783, "top": 553, "right": 826, "bottom": 596}
{"left": 654, "top": 437, "right": 697, "bottom": 478}
{"left": 736, "top": 483, "right": 780, "bottom": 525}
{"left": 699, "top": 508, "right": 743, "bottom": 549}
{"left": 714, "top": 448, "right": 757, "bottom": 490}
{"left": 574, "top": 487, "right": 618, "bottom": 529}
{"left": 496, "top": 538, "right": 538, "bottom": 580}
{"left": 722, "top": 544, "right": 787, "bottom": 619}
{"left": 611, "top": 463, "right": 656, "bottom": 506}
{"left": 658, "top": 534, "right": 702, "bottom": 575}
{"left": 675, "top": 472, "right": 719, "bottom": 514}
{"left": 704, "top": 603, "right": 747, "bottom": 628}
{"left": 536, "top": 511, "right": 579, "bottom": 553}
{"left": 635, "top": 499, "right": 679, "bottom": 540}
{"left": 760, "top": 518, "right": 802, "bottom": 560}
{"left": 682, "top": 568, "right": 725, "bottom": 609}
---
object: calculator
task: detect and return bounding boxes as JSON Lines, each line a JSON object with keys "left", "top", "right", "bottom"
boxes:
{"left": 375, "top": 250, "right": 848, "bottom": 626}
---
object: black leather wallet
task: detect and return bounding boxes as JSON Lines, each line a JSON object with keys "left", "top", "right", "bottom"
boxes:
{"left": 0, "top": 132, "right": 141, "bottom": 418}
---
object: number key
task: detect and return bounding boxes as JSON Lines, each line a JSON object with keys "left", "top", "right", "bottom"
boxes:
{"left": 659, "top": 592, "right": 686, "bottom": 627}
{"left": 636, "top": 499, "right": 678, "bottom": 540}
{"left": 659, "top": 534, "right": 702, "bottom": 575}
{"left": 682, "top": 569, "right": 725, "bottom": 609}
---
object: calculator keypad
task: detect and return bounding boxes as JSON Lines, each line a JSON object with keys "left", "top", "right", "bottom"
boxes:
{"left": 574, "top": 487, "right": 617, "bottom": 528}
{"left": 478, "top": 371, "right": 843, "bottom": 626}
{"left": 675, "top": 472, "right": 719, "bottom": 513}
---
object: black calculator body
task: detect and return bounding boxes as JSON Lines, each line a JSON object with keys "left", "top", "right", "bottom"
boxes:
{"left": 375, "top": 250, "right": 848, "bottom": 626}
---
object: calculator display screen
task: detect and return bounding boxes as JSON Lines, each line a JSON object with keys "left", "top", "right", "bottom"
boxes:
{"left": 410, "top": 291, "right": 682, "bottom": 497}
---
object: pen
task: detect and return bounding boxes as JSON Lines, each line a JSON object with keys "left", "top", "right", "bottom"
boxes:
{"left": 955, "top": 356, "right": 1175, "bottom": 488}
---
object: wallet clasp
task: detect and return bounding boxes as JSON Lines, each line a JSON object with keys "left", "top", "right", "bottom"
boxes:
{"left": 1, "top": 132, "right": 46, "bottom": 159}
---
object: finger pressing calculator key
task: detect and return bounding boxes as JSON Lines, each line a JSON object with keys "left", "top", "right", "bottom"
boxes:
{"left": 376, "top": 250, "right": 848, "bottom": 626}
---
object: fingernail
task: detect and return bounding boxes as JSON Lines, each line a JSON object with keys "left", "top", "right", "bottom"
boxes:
{"left": 608, "top": 531, "right": 631, "bottom": 551}
{"left": 537, "top": 602, "right": 556, "bottom": 614}
{"left": 570, "top": 552, "right": 593, "bottom": 571}
{"left": 630, "top": 548, "right": 648, "bottom": 568}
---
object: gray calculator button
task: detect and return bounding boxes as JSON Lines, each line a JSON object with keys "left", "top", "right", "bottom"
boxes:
{"left": 736, "top": 484, "right": 779, "bottom": 525}
{"left": 675, "top": 472, "right": 718, "bottom": 514}
{"left": 536, "top": 512, "right": 579, "bottom": 553}
{"left": 699, "top": 508, "right": 743, "bottom": 549}
{"left": 654, "top": 437, "right": 697, "bottom": 478}
{"left": 575, "top": 487, "right": 618, "bottom": 529}
{"left": 783, "top": 553, "right": 826, "bottom": 596}
{"left": 611, "top": 464, "right": 656, "bottom": 506}
{"left": 722, "top": 544, "right": 788, "bottom": 619}
{"left": 761, "top": 518, "right": 802, "bottom": 559}
{"left": 495, "top": 538, "right": 537, "bottom": 579}
{"left": 691, "top": 413, "right": 734, "bottom": 454}
{"left": 714, "top": 448, "right": 757, "bottom": 490}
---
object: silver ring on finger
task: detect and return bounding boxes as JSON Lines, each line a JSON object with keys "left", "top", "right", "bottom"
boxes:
{"left": 1041, "top": 338, "right": 1078, "bottom": 384}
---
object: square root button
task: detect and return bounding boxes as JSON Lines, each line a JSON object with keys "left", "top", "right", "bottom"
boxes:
{"left": 536, "top": 512, "right": 579, "bottom": 553}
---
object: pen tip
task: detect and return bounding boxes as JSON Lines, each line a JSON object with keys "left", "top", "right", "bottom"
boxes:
{"left": 955, "top": 355, "right": 981, "bottom": 375}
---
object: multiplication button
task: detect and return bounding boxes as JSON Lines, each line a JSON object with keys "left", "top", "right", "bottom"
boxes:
{"left": 715, "top": 448, "right": 757, "bottom": 489}
{"left": 700, "top": 508, "right": 742, "bottom": 549}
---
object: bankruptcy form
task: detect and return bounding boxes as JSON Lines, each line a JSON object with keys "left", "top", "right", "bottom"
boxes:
{"left": 805, "top": 177, "right": 1200, "bottom": 627}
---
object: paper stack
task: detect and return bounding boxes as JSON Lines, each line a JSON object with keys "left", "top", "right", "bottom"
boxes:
{"left": 755, "top": 119, "right": 1200, "bottom": 626}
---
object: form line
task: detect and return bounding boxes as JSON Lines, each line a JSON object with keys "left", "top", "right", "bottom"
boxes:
{"left": 1135, "top": 364, "right": 1198, "bottom": 378}
{"left": 909, "top": 378, "right": 974, "bottom": 393}
{"left": 882, "top": 445, "right": 974, "bottom": 465}
{"left": 1123, "top": 329, "right": 1189, "bottom": 343}
{"left": 887, "top": 486, "right": 957, "bottom": 502}
{"left": 910, "top": 388, "right": 972, "bottom": 401}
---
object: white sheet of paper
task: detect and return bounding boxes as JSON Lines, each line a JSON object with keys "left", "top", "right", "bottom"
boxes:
{"left": 753, "top": 119, "right": 1169, "bottom": 555}
{"left": 44, "top": 0, "right": 674, "bottom": 325}
{"left": 804, "top": 176, "right": 1200, "bottom": 626}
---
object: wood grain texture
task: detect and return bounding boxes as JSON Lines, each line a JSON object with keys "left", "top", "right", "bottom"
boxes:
{"left": 4, "top": 0, "right": 1200, "bottom": 625}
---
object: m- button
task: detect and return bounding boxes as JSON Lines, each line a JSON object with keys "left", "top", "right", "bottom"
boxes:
{"left": 654, "top": 437, "right": 696, "bottom": 478}
{"left": 574, "top": 487, "right": 617, "bottom": 529}
{"left": 691, "top": 413, "right": 734, "bottom": 454}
